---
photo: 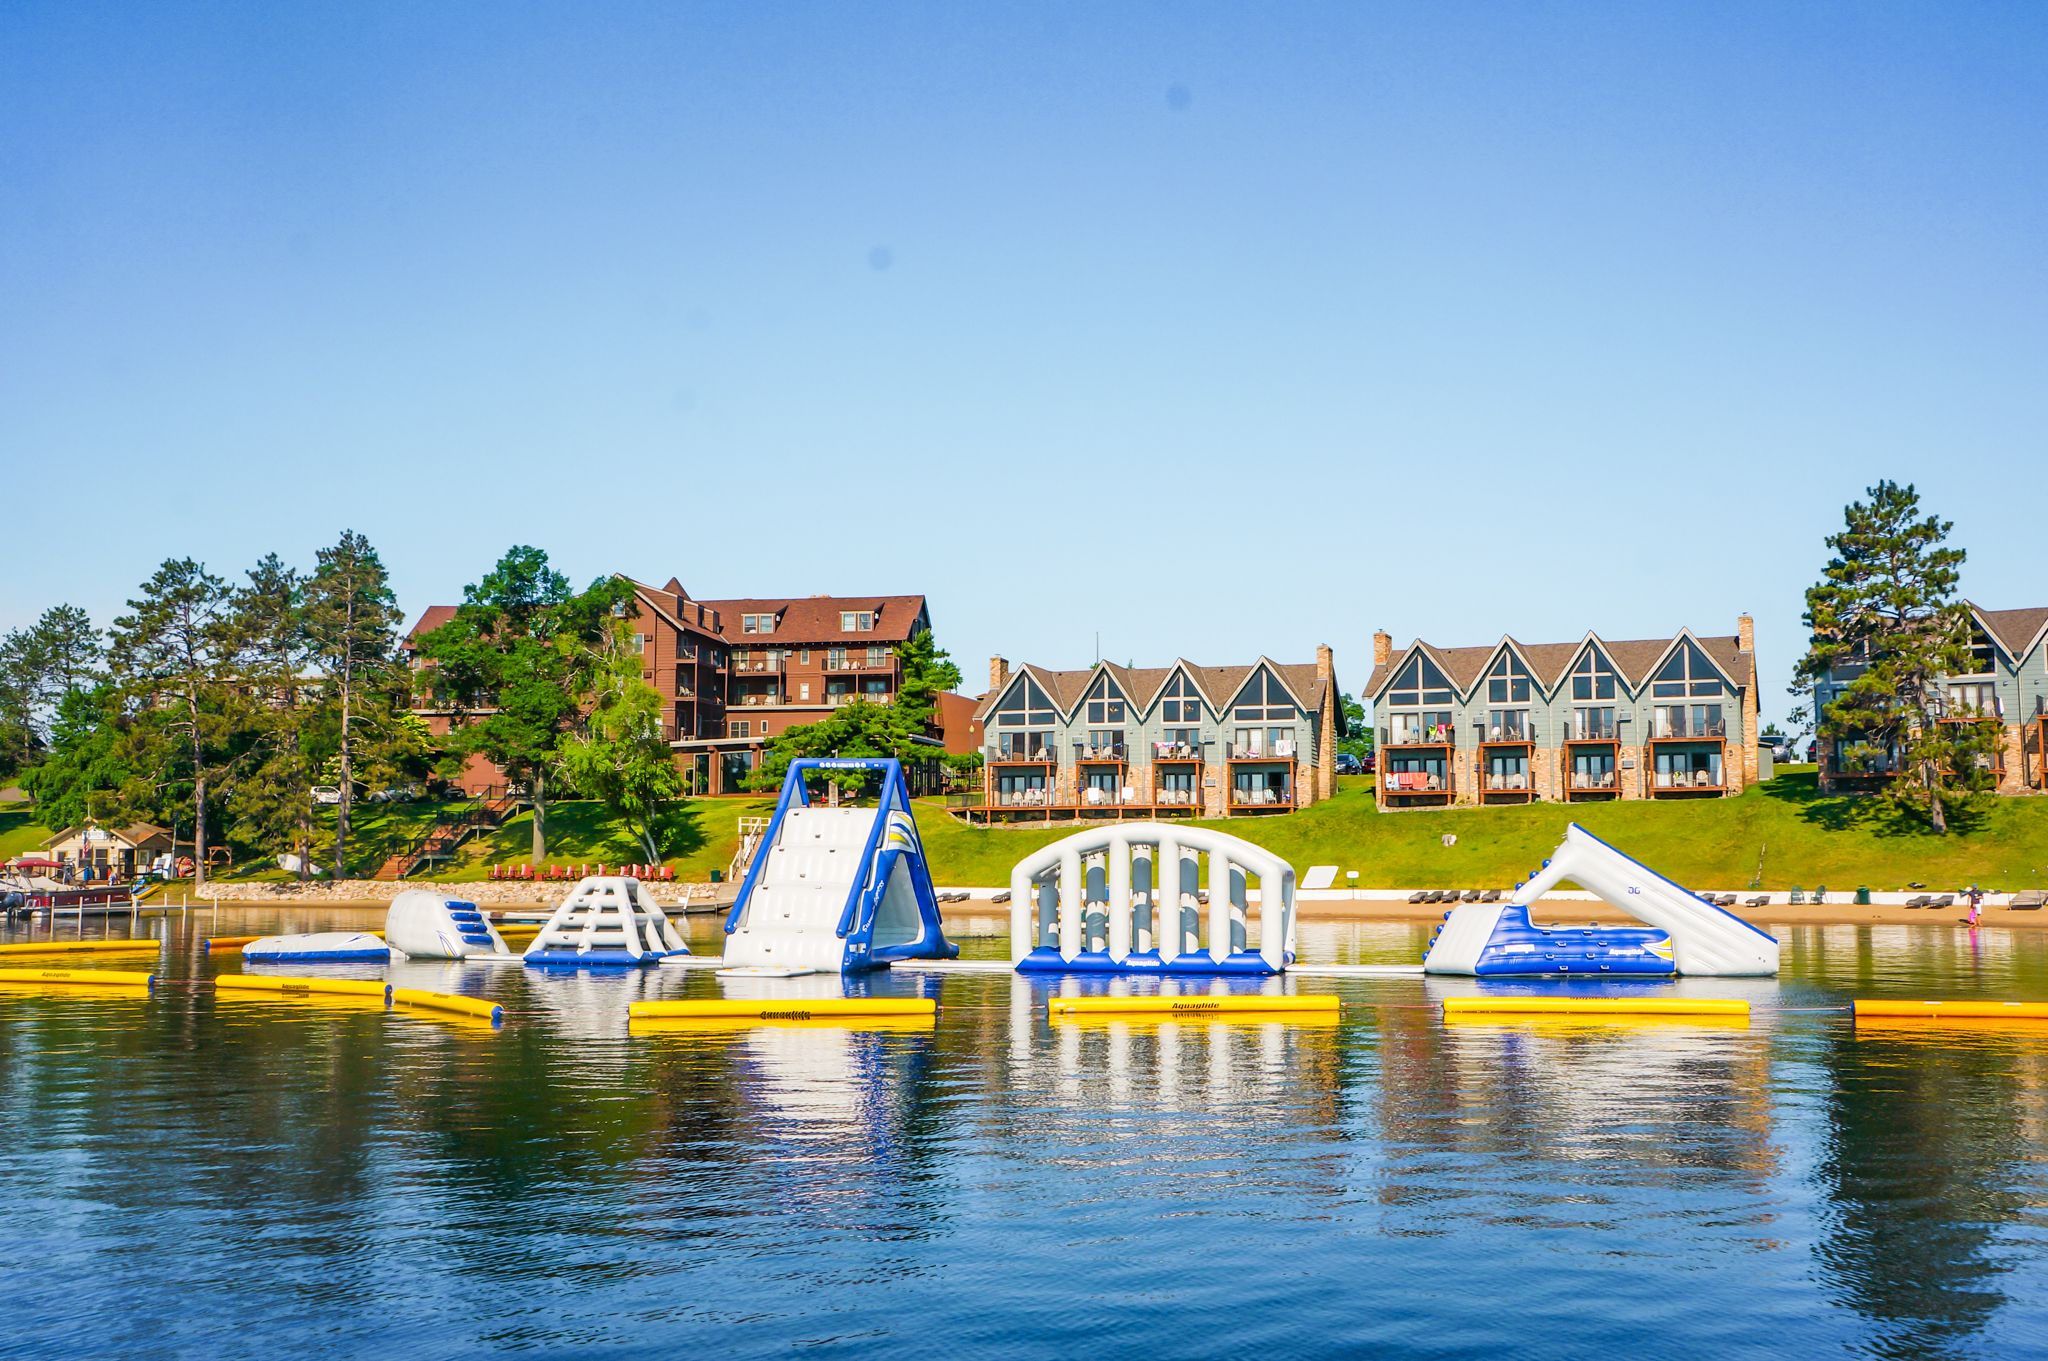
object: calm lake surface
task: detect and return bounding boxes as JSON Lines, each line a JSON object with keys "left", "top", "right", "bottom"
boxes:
{"left": 4, "top": 908, "right": 2047, "bottom": 1359}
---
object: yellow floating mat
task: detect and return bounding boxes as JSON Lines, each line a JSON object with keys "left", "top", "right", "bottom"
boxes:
{"left": 1445, "top": 1012, "right": 1750, "bottom": 1030}
{"left": 1052, "top": 1010, "right": 1340, "bottom": 1029}
{"left": 1048, "top": 995, "right": 1341, "bottom": 1018}
{"left": 629, "top": 1015, "right": 936, "bottom": 1036}
{"left": 391, "top": 987, "right": 503, "bottom": 1024}
{"left": 1443, "top": 997, "right": 1749, "bottom": 1017}
{"left": 0, "top": 939, "right": 161, "bottom": 956}
{"left": 1854, "top": 999, "right": 2048, "bottom": 1020}
{"left": 205, "top": 931, "right": 384, "bottom": 953}
{"left": 0, "top": 966, "right": 156, "bottom": 988}
{"left": 628, "top": 997, "right": 937, "bottom": 1020}
{"left": 213, "top": 975, "right": 392, "bottom": 999}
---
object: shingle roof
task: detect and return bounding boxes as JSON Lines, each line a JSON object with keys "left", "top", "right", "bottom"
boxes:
{"left": 1367, "top": 631, "right": 1756, "bottom": 698}
{"left": 402, "top": 605, "right": 459, "bottom": 650}
{"left": 694, "top": 595, "right": 928, "bottom": 645}
{"left": 972, "top": 658, "right": 1334, "bottom": 723}
{"left": 1975, "top": 604, "right": 2048, "bottom": 660}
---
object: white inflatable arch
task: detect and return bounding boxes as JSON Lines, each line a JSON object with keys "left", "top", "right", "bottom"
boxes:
{"left": 1009, "top": 823, "right": 1297, "bottom": 974}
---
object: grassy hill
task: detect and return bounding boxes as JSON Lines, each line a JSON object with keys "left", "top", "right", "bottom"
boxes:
{"left": 910, "top": 771, "right": 2048, "bottom": 894}
{"left": 12, "top": 769, "right": 2046, "bottom": 895}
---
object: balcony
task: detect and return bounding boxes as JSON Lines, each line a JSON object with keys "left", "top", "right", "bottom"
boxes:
{"left": 1381, "top": 770, "right": 1453, "bottom": 807}
{"left": 1566, "top": 724, "right": 1618, "bottom": 743}
{"left": 1385, "top": 728, "right": 1456, "bottom": 748}
{"left": 1226, "top": 743, "right": 1298, "bottom": 761}
{"left": 1231, "top": 786, "right": 1293, "bottom": 809}
{"left": 824, "top": 691, "right": 891, "bottom": 707}
{"left": 1651, "top": 717, "right": 1726, "bottom": 741}
{"left": 1568, "top": 771, "right": 1620, "bottom": 792}
{"left": 1079, "top": 745, "right": 1129, "bottom": 763}
{"left": 732, "top": 657, "right": 783, "bottom": 675}
{"left": 734, "top": 693, "right": 781, "bottom": 707}
{"left": 1151, "top": 741, "right": 1204, "bottom": 761}
{"left": 823, "top": 657, "right": 896, "bottom": 672}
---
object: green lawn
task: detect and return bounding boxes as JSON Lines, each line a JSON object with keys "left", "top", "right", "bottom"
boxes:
{"left": 16, "top": 770, "right": 2048, "bottom": 895}
{"left": 911, "top": 771, "right": 2048, "bottom": 893}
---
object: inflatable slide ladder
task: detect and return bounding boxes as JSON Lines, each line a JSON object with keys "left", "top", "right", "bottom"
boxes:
{"left": 523, "top": 876, "right": 691, "bottom": 967}
{"left": 1423, "top": 823, "right": 1779, "bottom": 977}
{"left": 723, "top": 759, "right": 958, "bottom": 974}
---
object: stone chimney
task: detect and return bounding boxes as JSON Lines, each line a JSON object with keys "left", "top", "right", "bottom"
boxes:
{"left": 990, "top": 656, "right": 1010, "bottom": 690}
{"left": 1737, "top": 614, "right": 1755, "bottom": 652}
{"left": 1316, "top": 643, "right": 1333, "bottom": 681}
{"left": 1373, "top": 631, "right": 1392, "bottom": 667}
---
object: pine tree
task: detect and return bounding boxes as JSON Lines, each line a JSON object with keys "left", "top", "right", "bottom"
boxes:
{"left": 1791, "top": 481, "right": 1993, "bottom": 832}
{"left": 110, "top": 559, "right": 246, "bottom": 888}
{"left": 304, "top": 531, "right": 402, "bottom": 880}
{"left": 228, "top": 554, "right": 322, "bottom": 880}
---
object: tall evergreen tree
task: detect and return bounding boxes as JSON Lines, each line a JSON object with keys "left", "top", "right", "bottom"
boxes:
{"left": 1791, "top": 481, "right": 1994, "bottom": 833}
{"left": 19, "top": 685, "right": 144, "bottom": 832}
{"left": 110, "top": 559, "right": 245, "bottom": 887}
{"left": 228, "top": 554, "right": 322, "bottom": 879}
{"left": 304, "top": 531, "right": 402, "bottom": 880}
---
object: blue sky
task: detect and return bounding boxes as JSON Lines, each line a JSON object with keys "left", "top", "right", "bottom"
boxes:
{"left": 4, "top": 2, "right": 2043, "bottom": 726}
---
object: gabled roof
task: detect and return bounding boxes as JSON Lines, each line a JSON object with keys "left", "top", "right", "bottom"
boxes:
{"left": 1367, "top": 630, "right": 1757, "bottom": 698}
{"left": 401, "top": 605, "right": 459, "bottom": 651}
{"left": 694, "top": 594, "right": 929, "bottom": 644}
{"left": 972, "top": 657, "right": 1335, "bottom": 724}
{"left": 622, "top": 578, "right": 722, "bottom": 641}
{"left": 1971, "top": 604, "right": 2048, "bottom": 662}
{"left": 42, "top": 821, "right": 173, "bottom": 850}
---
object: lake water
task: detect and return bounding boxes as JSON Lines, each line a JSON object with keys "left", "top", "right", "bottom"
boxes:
{"left": 4, "top": 909, "right": 2047, "bottom": 1358}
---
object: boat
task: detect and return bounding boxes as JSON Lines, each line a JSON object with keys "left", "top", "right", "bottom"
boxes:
{"left": 2, "top": 858, "right": 144, "bottom": 918}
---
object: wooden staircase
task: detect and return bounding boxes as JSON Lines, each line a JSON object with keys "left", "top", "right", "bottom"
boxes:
{"left": 372, "top": 787, "right": 525, "bottom": 881}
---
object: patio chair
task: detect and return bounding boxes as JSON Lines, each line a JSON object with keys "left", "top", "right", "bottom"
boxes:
{"left": 1480, "top": 889, "right": 1501, "bottom": 903}
{"left": 1905, "top": 896, "right": 1929, "bottom": 909}
{"left": 1408, "top": 890, "right": 1429, "bottom": 904}
{"left": 1745, "top": 895, "right": 1769, "bottom": 908}
{"left": 2010, "top": 890, "right": 2045, "bottom": 911}
{"left": 1932, "top": 894, "right": 1955, "bottom": 908}
{"left": 1463, "top": 889, "right": 1482, "bottom": 902}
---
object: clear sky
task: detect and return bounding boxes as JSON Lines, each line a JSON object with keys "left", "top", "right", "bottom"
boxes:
{"left": 4, "top": 2, "right": 2043, "bottom": 727}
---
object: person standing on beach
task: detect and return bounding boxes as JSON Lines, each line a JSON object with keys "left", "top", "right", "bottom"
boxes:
{"left": 1966, "top": 885, "right": 1984, "bottom": 926}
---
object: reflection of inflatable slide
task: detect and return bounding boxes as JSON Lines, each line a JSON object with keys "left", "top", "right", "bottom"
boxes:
{"left": 723, "top": 759, "right": 957, "bottom": 974}
{"left": 1423, "top": 823, "right": 1778, "bottom": 977}
{"left": 1009, "top": 825, "right": 1296, "bottom": 975}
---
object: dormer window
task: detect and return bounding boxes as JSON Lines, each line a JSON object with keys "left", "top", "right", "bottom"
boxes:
{"left": 742, "top": 614, "right": 775, "bottom": 634}
{"left": 1229, "top": 668, "right": 1296, "bottom": 721}
{"left": 1085, "top": 673, "right": 1126, "bottom": 725}
{"left": 1386, "top": 655, "right": 1454, "bottom": 708}
{"left": 1485, "top": 652, "right": 1531, "bottom": 704}
{"left": 1570, "top": 646, "right": 1618, "bottom": 701}
{"left": 1651, "top": 641, "right": 1724, "bottom": 698}
{"left": 840, "top": 611, "right": 874, "bottom": 632}
{"left": 1159, "top": 673, "right": 1202, "bottom": 723}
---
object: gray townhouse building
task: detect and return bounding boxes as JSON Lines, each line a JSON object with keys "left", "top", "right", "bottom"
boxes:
{"left": 1811, "top": 603, "right": 2048, "bottom": 796}
{"left": 1364, "top": 617, "right": 1761, "bottom": 808}
{"left": 963, "top": 649, "right": 1344, "bottom": 823}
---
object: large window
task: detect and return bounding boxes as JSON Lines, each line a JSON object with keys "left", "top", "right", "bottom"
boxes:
{"left": 840, "top": 611, "right": 875, "bottom": 632}
{"left": 1085, "top": 673, "right": 1126, "bottom": 725}
{"left": 1388, "top": 711, "right": 1454, "bottom": 744}
{"left": 1232, "top": 768, "right": 1291, "bottom": 805}
{"left": 1484, "top": 710, "right": 1528, "bottom": 741}
{"left": 1228, "top": 668, "right": 1297, "bottom": 722}
{"left": 1156, "top": 769, "right": 1196, "bottom": 804}
{"left": 999, "top": 731, "right": 1051, "bottom": 760}
{"left": 1485, "top": 651, "right": 1531, "bottom": 704}
{"left": 996, "top": 769, "right": 1048, "bottom": 806}
{"left": 1654, "top": 748, "right": 1723, "bottom": 788}
{"left": 1155, "top": 728, "right": 1202, "bottom": 757}
{"left": 1651, "top": 641, "right": 1725, "bottom": 698}
{"left": 1947, "top": 682, "right": 1999, "bottom": 718}
{"left": 1653, "top": 704, "right": 1723, "bottom": 739}
{"left": 1086, "top": 730, "right": 1125, "bottom": 758}
{"left": 991, "top": 676, "right": 1058, "bottom": 728}
{"left": 1158, "top": 673, "right": 1203, "bottom": 723}
{"left": 1570, "top": 750, "right": 1616, "bottom": 790}
{"left": 741, "top": 614, "right": 775, "bottom": 634}
{"left": 1386, "top": 654, "right": 1455, "bottom": 707}
{"left": 1383, "top": 753, "right": 1447, "bottom": 792}
{"left": 1571, "top": 707, "right": 1616, "bottom": 740}
{"left": 1570, "top": 646, "right": 1618, "bottom": 701}
{"left": 1484, "top": 751, "right": 1528, "bottom": 791}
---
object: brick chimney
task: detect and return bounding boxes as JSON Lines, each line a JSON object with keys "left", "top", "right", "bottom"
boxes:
{"left": 1737, "top": 614, "right": 1755, "bottom": 652}
{"left": 1373, "top": 631, "right": 1392, "bottom": 667}
{"left": 1316, "top": 643, "right": 1333, "bottom": 680}
{"left": 990, "top": 656, "right": 1010, "bottom": 690}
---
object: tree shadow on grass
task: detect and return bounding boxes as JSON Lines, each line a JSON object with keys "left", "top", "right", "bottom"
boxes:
{"left": 1765, "top": 770, "right": 1996, "bottom": 840}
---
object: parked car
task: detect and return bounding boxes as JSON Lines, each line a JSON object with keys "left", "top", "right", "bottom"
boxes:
{"left": 1805, "top": 740, "right": 1818, "bottom": 763}
{"left": 310, "top": 785, "right": 341, "bottom": 805}
{"left": 1335, "top": 753, "right": 1363, "bottom": 775}
{"left": 1362, "top": 751, "right": 1376, "bottom": 773}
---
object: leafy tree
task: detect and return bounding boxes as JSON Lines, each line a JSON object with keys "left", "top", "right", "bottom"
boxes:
{"left": 1338, "top": 692, "right": 1374, "bottom": 759}
{"left": 304, "top": 530, "right": 403, "bottom": 878}
{"left": 1791, "top": 481, "right": 1995, "bottom": 833}
{"left": 557, "top": 619, "right": 685, "bottom": 863}
{"left": 19, "top": 685, "right": 145, "bottom": 832}
{"left": 110, "top": 559, "right": 247, "bottom": 888}
{"left": 417, "top": 547, "right": 631, "bottom": 861}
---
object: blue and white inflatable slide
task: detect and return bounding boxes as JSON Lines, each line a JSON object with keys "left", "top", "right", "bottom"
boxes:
{"left": 722, "top": 758, "right": 958, "bottom": 973}
{"left": 1423, "top": 823, "right": 1779, "bottom": 977}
